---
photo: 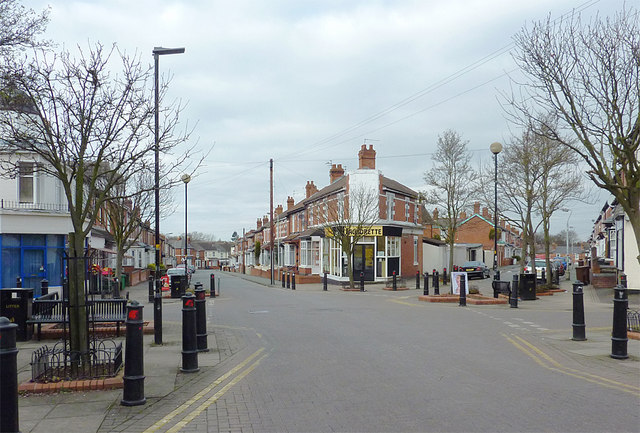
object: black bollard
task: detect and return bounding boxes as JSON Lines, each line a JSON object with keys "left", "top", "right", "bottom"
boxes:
{"left": 181, "top": 293, "right": 199, "bottom": 373}
{"left": 495, "top": 269, "right": 501, "bottom": 281}
{"left": 572, "top": 281, "right": 586, "bottom": 341}
{"left": 286, "top": 272, "right": 290, "bottom": 289}
{"left": 292, "top": 273, "right": 296, "bottom": 290}
{"left": 282, "top": 272, "right": 285, "bottom": 288}
{"left": 423, "top": 272, "right": 429, "bottom": 296}
{"left": 510, "top": 274, "right": 519, "bottom": 308}
{"left": 153, "top": 291, "right": 162, "bottom": 345}
{"left": 360, "top": 272, "right": 365, "bottom": 292}
{"left": 542, "top": 268, "right": 546, "bottom": 284}
{"left": 392, "top": 271, "right": 397, "bottom": 291}
{"left": 459, "top": 274, "right": 466, "bottom": 306}
{"left": 210, "top": 273, "right": 216, "bottom": 298}
{"left": 121, "top": 301, "right": 146, "bottom": 406}
{"left": 443, "top": 267, "right": 448, "bottom": 285}
{"left": 323, "top": 272, "right": 328, "bottom": 291}
{"left": 416, "top": 271, "right": 420, "bottom": 290}
{"left": 15, "top": 277, "right": 21, "bottom": 288}
{"left": 611, "top": 285, "right": 628, "bottom": 359}
{"left": 434, "top": 271, "right": 440, "bottom": 295}
{"left": 0, "top": 317, "right": 19, "bottom": 433}
{"left": 41, "top": 279, "right": 49, "bottom": 297}
{"left": 194, "top": 283, "right": 209, "bottom": 353}
{"left": 148, "top": 277, "right": 154, "bottom": 302}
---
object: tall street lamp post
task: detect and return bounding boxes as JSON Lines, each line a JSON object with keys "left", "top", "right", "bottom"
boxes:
{"left": 182, "top": 174, "right": 191, "bottom": 270}
{"left": 153, "top": 46, "right": 185, "bottom": 294}
{"left": 490, "top": 142, "right": 503, "bottom": 280}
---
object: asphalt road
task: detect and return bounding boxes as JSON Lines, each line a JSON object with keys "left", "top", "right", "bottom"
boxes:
{"left": 167, "top": 269, "right": 640, "bottom": 433}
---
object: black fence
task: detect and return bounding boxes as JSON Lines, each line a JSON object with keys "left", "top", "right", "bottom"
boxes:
{"left": 628, "top": 310, "right": 639, "bottom": 333}
{"left": 30, "top": 338, "right": 122, "bottom": 382}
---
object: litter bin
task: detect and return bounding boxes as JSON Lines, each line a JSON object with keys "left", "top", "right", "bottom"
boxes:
{"left": 170, "top": 275, "right": 187, "bottom": 298}
{"left": 0, "top": 288, "right": 34, "bottom": 341}
{"left": 519, "top": 273, "right": 537, "bottom": 300}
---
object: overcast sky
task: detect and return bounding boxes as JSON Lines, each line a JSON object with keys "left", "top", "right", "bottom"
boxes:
{"left": 31, "top": 0, "right": 621, "bottom": 243}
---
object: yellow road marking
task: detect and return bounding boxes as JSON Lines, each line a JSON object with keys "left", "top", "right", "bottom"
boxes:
{"left": 142, "top": 347, "right": 265, "bottom": 433}
{"left": 166, "top": 353, "right": 268, "bottom": 433}
{"left": 389, "top": 299, "right": 420, "bottom": 307}
{"left": 503, "top": 334, "right": 640, "bottom": 396}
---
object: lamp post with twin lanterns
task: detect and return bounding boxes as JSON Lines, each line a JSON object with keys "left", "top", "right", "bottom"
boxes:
{"left": 490, "top": 142, "right": 502, "bottom": 280}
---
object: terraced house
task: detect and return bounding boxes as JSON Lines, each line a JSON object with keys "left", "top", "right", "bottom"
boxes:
{"left": 234, "top": 145, "right": 424, "bottom": 284}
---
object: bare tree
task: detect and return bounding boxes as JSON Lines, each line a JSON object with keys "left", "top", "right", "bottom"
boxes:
{"left": 323, "top": 183, "right": 380, "bottom": 290}
{"left": 532, "top": 126, "right": 585, "bottom": 286}
{"left": 508, "top": 7, "right": 640, "bottom": 264}
{"left": 479, "top": 129, "right": 543, "bottom": 272}
{"left": 424, "top": 130, "right": 478, "bottom": 278}
{"left": 106, "top": 167, "right": 176, "bottom": 297}
{"left": 0, "top": 43, "right": 197, "bottom": 357}
{"left": 0, "top": 0, "right": 49, "bottom": 55}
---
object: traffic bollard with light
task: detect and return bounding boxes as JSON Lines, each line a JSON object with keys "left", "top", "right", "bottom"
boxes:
{"left": 194, "top": 283, "right": 209, "bottom": 353}
{"left": 416, "top": 271, "right": 420, "bottom": 290}
{"left": 572, "top": 281, "right": 586, "bottom": 341}
{"left": 459, "top": 274, "right": 466, "bottom": 306}
{"left": 286, "top": 272, "right": 290, "bottom": 289}
{"left": 423, "top": 272, "right": 429, "bottom": 296}
{"left": 181, "top": 293, "right": 199, "bottom": 373}
{"left": 210, "top": 273, "right": 216, "bottom": 298}
{"left": 392, "top": 271, "right": 397, "bottom": 291}
{"left": 434, "top": 271, "right": 440, "bottom": 295}
{"left": 0, "top": 317, "right": 19, "bottom": 433}
{"left": 292, "top": 273, "right": 296, "bottom": 290}
{"left": 121, "top": 301, "right": 146, "bottom": 406}
{"left": 611, "top": 285, "right": 628, "bottom": 359}
{"left": 282, "top": 272, "right": 285, "bottom": 288}
{"left": 510, "top": 274, "right": 518, "bottom": 309}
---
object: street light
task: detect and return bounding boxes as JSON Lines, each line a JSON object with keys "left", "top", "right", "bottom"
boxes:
{"left": 181, "top": 173, "right": 191, "bottom": 270}
{"left": 490, "top": 142, "right": 503, "bottom": 279}
{"left": 153, "top": 46, "right": 185, "bottom": 292}
{"left": 153, "top": 46, "right": 184, "bottom": 346}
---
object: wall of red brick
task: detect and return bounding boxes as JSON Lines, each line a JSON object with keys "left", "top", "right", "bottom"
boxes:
{"left": 400, "top": 233, "right": 421, "bottom": 277}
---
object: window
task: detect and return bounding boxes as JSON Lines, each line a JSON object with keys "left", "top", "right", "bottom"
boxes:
{"left": 386, "top": 193, "right": 395, "bottom": 220}
{"left": 19, "top": 161, "right": 35, "bottom": 203}
{"left": 413, "top": 236, "right": 418, "bottom": 265}
{"left": 300, "top": 241, "right": 310, "bottom": 266}
{"left": 405, "top": 198, "right": 410, "bottom": 222}
{"left": 387, "top": 236, "right": 400, "bottom": 257}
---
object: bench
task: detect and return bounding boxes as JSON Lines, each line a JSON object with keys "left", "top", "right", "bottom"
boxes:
{"left": 492, "top": 281, "right": 511, "bottom": 299}
{"left": 27, "top": 298, "right": 127, "bottom": 340}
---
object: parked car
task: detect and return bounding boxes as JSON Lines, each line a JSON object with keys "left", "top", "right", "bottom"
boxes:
{"left": 525, "top": 259, "right": 559, "bottom": 280}
{"left": 166, "top": 267, "right": 187, "bottom": 277}
{"left": 460, "top": 261, "right": 490, "bottom": 279}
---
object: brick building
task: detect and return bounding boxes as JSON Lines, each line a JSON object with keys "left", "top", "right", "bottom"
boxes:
{"left": 234, "top": 145, "right": 424, "bottom": 283}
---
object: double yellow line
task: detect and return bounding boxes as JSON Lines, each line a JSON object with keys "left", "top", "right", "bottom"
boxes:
{"left": 504, "top": 334, "right": 639, "bottom": 396}
{"left": 143, "top": 347, "right": 268, "bottom": 433}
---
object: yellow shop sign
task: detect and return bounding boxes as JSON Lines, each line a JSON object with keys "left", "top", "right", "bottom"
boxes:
{"left": 325, "top": 225, "right": 383, "bottom": 237}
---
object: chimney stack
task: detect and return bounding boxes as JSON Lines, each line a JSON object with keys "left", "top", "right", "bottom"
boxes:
{"left": 358, "top": 144, "right": 376, "bottom": 170}
{"left": 275, "top": 204, "right": 283, "bottom": 215}
{"left": 305, "top": 181, "right": 318, "bottom": 198}
{"left": 329, "top": 164, "right": 345, "bottom": 183}
{"left": 257, "top": 218, "right": 262, "bottom": 229}
{"left": 474, "top": 201, "right": 480, "bottom": 215}
{"left": 287, "top": 196, "right": 295, "bottom": 211}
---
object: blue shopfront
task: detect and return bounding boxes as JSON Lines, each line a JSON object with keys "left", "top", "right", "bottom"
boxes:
{"left": 0, "top": 234, "right": 66, "bottom": 296}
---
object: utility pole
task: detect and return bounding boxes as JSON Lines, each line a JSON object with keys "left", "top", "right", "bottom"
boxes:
{"left": 270, "top": 159, "right": 274, "bottom": 285}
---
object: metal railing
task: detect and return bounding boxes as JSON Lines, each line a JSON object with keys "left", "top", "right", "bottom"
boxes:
{"left": 30, "top": 339, "right": 122, "bottom": 382}
{"left": 0, "top": 199, "right": 68, "bottom": 212}
{"left": 628, "top": 310, "right": 639, "bottom": 333}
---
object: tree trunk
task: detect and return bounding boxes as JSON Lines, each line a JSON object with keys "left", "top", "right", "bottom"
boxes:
{"left": 628, "top": 208, "right": 640, "bottom": 268}
{"left": 448, "top": 237, "right": 454, "bottom": 294}
{"left": 67, "top": 232, "right": 88, "bottom": 365}
{"left": 543, "top": 217, "right": 552, "bottom": 287}
{"left": 115, "top": 249, "right": 124, "bottom": 298}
